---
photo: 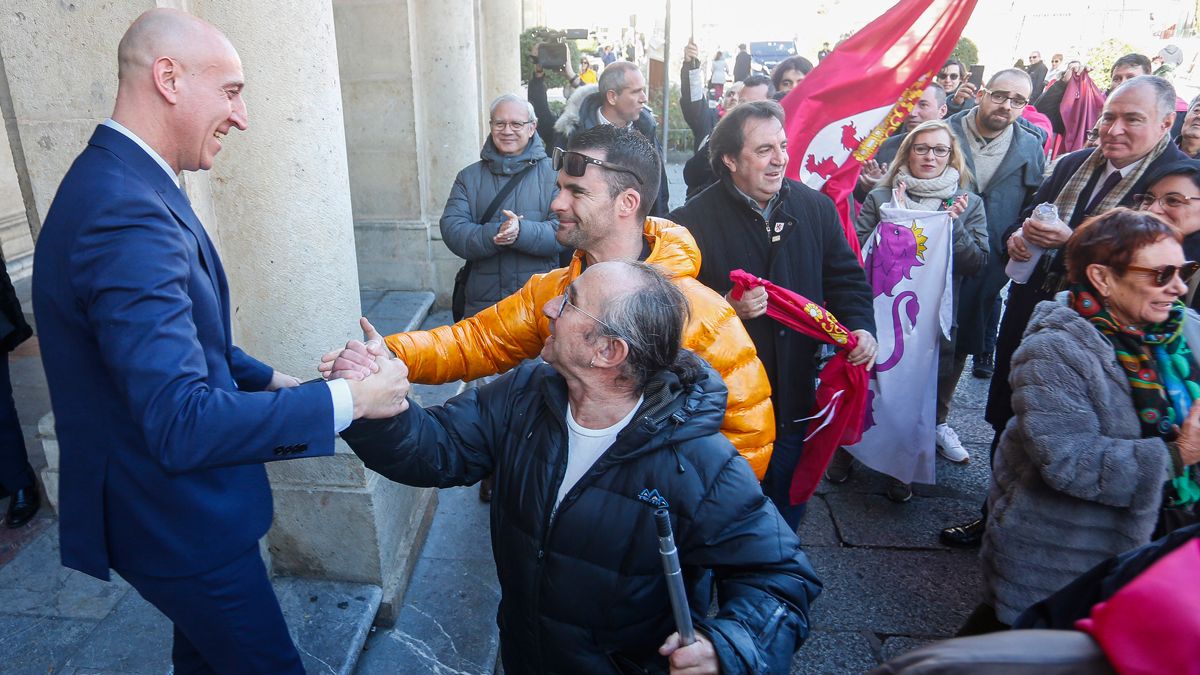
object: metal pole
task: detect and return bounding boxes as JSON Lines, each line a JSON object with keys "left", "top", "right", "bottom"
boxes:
{"left": 661, "top": 0, "right": 671, "bottom": 150}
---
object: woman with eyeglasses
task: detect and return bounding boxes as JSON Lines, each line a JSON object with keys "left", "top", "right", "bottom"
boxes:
{"left": 439, "top": 93, "right": 563, "bottom": 500}
{"left": 1137, "top": 160, "right": 1200, "bottom": 310}
{"left": 835, "top": 120, "right": 988, "bottom": 502}
{"left": 965, "top": 208, "right": 1200, "bottom": 635}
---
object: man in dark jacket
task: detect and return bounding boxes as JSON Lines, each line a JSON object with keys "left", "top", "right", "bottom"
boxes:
{"left": 529, "top": 60, "right": 670, "bottom": 217}
{"left": 985, "top": 74, "right": 1186, "bottom": 499}
{"left": 669, "top": 100, "right": 877, "bottom": 528}
{"left": 339, "top": 260, "right": 821, "bottom": 674}
{"left": 1025, "top": 51, "right": 1048, "bottom": 101}
{"left": 733, "top": 44, "right": 751, "bottom": 82}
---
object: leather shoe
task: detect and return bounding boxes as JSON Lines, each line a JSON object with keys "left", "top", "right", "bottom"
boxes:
{"left": 5, "top": 483, "right": 40, "bottom": 529}
{"left": 940, "top": 518, "right": 985, "bottom": 548}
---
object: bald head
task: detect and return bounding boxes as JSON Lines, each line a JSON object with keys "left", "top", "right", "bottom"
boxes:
{"left": 117, "top": 9, "right": 233, "bottom": 82}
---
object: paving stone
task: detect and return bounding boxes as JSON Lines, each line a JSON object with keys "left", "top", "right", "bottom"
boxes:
{"left": 879, "top": 636, "right": 938, "bottom": 663}
{"left": 0, "top": 528, "right": 130, "bottom": 620}
{"left": 791, "top": 629, "right": 878, "bottom": 674}
{"left": 797, "top": 495, "right": 840, "bottom": 547}
{"left": 275, "top": 577, "right": 383, "bottom": 675}
{"left": 366, "top": 291, "right": 435, "bottom": 336}
{"left": 805, "top": 545, "right": 982, "bottom": 636}
{"left": 824, "top": 493, "right": 982, "bottom": 550}
{"left": 358, "top": 557, "right": 500, "bottom": 675}
{"left": 418, "top": 486, "right": 494, "bottom": 563}
{"left": 0, "top": 615, "right": 98, "bottom": 673}
{"left": 0, "top": 513, "right": 52, "bottom": 567}
{"left": 64, "top": 589, "right": 171, "bottom": 674}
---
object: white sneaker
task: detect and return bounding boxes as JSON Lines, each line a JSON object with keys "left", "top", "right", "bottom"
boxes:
{"left": 935, "top": 424, "right": 970, "bottom": 463}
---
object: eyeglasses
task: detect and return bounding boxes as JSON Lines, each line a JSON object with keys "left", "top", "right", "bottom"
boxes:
{"left": 491, "top": 120, "right": 534, "bottom": 132}
{"left": 1134, "top": 193, "right": 1200, "bottom": 209}
{"left": 1122, "top": 262, "right": 1200, "bottom": 286}
{"left": 556, "top": 293, "right": 618, "bottom": 334}
{"left": 937, "top": 71, "right": 961, "bottom": 81}
{"left": 552, "top": 147, "right": 644, "bottom": 185}
{"left": 911, "top": 144, "right": 951, "bottom": 157}
{"left": 980, "top": 88, "right": 1029, "bottom": 108}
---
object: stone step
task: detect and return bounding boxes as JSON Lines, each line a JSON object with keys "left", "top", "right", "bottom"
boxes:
{"left": 0, "top": 525, "right": 383, "bottom": 674}
{"left": 360, "top": 289, "right": 435, "bottom": 337}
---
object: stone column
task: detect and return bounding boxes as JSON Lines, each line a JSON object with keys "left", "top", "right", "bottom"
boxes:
{"left": 477, "top": 0, "right": 523, "bottom": 112}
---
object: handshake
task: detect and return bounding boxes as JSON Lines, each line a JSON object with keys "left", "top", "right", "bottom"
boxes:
{"left": 317, "top": 317, "right": 412, "bottom": 420}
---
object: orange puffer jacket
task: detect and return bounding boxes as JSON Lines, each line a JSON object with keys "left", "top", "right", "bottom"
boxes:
{"left": 384, "top": 218, "right": 776, "bottom": 477}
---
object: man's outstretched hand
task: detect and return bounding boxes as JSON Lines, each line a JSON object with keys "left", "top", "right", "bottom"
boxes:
{"left": 319, "top": 317, "right": 389, "bottom": 381}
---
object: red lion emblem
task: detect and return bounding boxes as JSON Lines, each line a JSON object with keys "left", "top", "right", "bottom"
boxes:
{"left": 841, "top": 122, "right": 863, "bottom": 152}
{"left": 805, "top": 154, "right": 839, "bottom": 179}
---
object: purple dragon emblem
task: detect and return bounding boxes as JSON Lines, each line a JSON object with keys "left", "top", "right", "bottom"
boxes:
{"left": 863, "top": 220, "right": 927, "bottom": 374}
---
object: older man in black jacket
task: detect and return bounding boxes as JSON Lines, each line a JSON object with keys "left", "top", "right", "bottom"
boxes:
{"left": 669, "top": 100, "right": 876, "bottom": 529}
{"left": 338, "top": 260, "right": 820, "bottom": 675}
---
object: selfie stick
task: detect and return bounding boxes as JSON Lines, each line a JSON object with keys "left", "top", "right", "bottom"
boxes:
{"left": 655, "top": 508, "right": 696, "bottom": 646}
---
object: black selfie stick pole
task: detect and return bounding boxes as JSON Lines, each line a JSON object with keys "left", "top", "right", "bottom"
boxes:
{"left": 654, "top": 508, "right": 695, "bottom": 646}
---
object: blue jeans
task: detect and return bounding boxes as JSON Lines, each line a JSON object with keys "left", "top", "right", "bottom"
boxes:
{"left": 760, "top": 432, "right": 809, "bottom": 531}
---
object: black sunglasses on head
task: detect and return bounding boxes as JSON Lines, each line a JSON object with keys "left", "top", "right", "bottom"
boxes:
{"left": 552, "top": 147, "right": 644, "bottom": 185}
{"left": 1123, "top": 261, "right": 1200, "bottom": 286}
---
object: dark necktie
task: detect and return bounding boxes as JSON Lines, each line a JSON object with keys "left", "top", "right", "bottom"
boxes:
{"left": 1085, "top": 169, "right": 1124, "bottom": 214}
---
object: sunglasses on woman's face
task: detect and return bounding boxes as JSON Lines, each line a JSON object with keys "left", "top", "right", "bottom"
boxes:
{"left": 1123, "top": 261, "right": 1200, "bottom": 286}
{"left": 552, "top": 147, "right": 644, "bottom": 185}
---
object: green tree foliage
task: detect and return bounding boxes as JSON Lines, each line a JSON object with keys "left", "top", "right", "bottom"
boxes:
{"left": 648, "top": 84, "right": 691, "bottom": 153}
{"left": 951, "top": 37, "right": 979, "bottom": 67}
{"left": 1085, "top": 38, "right": 1137, "bottom": 92}
{"left": 520, "top": 27, "right": 582, "bottom": 88}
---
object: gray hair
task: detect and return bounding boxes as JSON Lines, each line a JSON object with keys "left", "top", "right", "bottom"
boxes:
{"left": 1111, "top": 75, "right": 1177, "bottom": 119}
{"left": 595, "top": 262, "right": 690, "bottom": 391}
{"left": 489, "top": 94, "right": 536, "bottom": 123}
{"left": 599, "top": 61, "right": 639, "bottom": 98}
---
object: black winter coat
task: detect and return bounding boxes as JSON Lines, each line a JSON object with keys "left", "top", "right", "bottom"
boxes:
{"left": 342, "top": 355, "right": 821, "bottom": 674}
{"left": 670, "top": 178, "right": 875, "bottom": 433}
{"left": 985, "top": 144, "right": 1189, "bottom": 431}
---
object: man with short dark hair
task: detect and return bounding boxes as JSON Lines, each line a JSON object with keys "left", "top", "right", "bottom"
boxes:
{"left": 338, "top": 260, "right": 821, "bottom": 674}
{"left": 1109, "top": 53, "right": 1152, "bottom": 91}
{"left": 1026, "top": 51, "right": 1048, "bottom": 98}
{"left": 856, "top": 84, "right": 948, "bottom": 200}
{"left": 528, "top": 60, "right": 670, "bottom": 216}
{"left": 669, "top": 100, "right": 877, "bottom": 528}
{"left": 322, "top": 125, "right": 778, "bottom": 479}
{"left": 939, "top": 59, "right": 975, "bottom": 116}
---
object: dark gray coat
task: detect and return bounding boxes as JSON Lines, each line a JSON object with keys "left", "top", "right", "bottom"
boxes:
{"left": 947, "top": 109, "right": 1046, "bottom": 356}
{"left": 439, "top": 134, "right": 562, "bottom": 317}
{"left": 982, "top": 297, "right": 1183, "bottom": 623}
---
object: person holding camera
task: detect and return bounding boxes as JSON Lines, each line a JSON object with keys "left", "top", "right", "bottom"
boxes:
{"left": 527, "top": 49, "right": 670, "bottom": 217}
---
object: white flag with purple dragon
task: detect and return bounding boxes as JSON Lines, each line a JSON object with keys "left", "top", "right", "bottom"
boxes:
{"left": 847, "top": 200, "right": 954, "bottom": 485}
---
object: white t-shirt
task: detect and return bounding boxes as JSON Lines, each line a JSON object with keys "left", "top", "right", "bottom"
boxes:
{"left": 555, "top": 396, "right": 644, "bottom": 508}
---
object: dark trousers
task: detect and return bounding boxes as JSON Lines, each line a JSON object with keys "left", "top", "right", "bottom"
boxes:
{"left": 0, "top": 354, "right": 32, "bottom": 493}
{"left": 119, "top": 544, "right": 304, "bottom": 675}
{"left": 981, "top": 294, "right": 1002, "bottom": 355}
{"left": 761, "top": 432, "right": 809, "bottom": 531}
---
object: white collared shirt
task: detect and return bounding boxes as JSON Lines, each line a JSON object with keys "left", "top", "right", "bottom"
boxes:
{"left": 597, "top": 107, "right": 634, "bottom": 130}
{"left": 102, "top": 118, "right": 179, "bottom": 187}
{"left": 100, "top": 119, "right": 355, "bottom": 432}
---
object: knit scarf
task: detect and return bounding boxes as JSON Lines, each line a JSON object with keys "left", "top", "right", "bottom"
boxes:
{"left": 963, "top": 112, "right": 1014, "bottom": 192}
{"left": 893, "top": 166, "right": 960, "bottom": 211}
{"left": 1069, "top": 286, "right": 1200, "bottom": 505}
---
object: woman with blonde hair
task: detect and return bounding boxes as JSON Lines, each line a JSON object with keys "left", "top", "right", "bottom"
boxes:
{"left": 827, "top": 119, "right": 988, "bottom": 501}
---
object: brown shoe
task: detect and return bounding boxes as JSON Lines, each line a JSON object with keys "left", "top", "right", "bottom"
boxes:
{"left": 479, "top": 476, "right": 493, "bottom": 503}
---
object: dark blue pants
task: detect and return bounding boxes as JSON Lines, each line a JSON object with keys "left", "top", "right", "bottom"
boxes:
{"left": 0, "top": 354, "right": 32, "bottom": 493}
{"left": 982, "top": 294, "right": 1002, "bottom": 355}
{"left": 119, "top": 544, "right": 304, "bottom": 675}
{"left": 761, "top": 432, "right": 809, "bottom": 531}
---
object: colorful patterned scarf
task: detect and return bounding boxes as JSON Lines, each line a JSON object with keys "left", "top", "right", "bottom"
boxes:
{"left": 1070, "top": 286, "right": 1200, "bottom": 505}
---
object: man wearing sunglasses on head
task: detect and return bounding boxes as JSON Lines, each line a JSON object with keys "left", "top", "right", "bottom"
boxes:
{"left": 321, "top": 125, "right": 777, "bottom": 479}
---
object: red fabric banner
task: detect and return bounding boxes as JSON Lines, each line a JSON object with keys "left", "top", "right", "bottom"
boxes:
{"left": 780, "top": 0, "right": 979, "bottom": 255}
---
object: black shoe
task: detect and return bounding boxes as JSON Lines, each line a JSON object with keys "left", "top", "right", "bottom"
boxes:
{"left": 940, "top": 518, "right": 985, "bottom": 548}
{"left": 478, "top": 476, "right": 493, "bottom": 503}
{"left": 823, "top": 448, "right": 855, "bottom": 484}
{"left": 972, "top": 353, "right": 995, "bottom": 379}
{"left": 5, "top": 483, "right": 39, "bottom": 529}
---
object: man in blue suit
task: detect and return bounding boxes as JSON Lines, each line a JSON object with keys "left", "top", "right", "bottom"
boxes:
{"left": 32, "top": 9, "right": 408, "bottom": 673}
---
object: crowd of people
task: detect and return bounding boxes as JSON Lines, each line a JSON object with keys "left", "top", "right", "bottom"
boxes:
{"left": 19, "top": 5, "right": 1200, "bottom": 673}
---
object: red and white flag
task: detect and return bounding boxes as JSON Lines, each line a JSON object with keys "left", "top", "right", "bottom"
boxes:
{"left": 781, "top": 0, "right": 978, "bottom": 256}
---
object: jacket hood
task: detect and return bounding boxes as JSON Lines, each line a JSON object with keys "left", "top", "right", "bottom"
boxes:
{"left": 481, "top": 132, "right": 548, "bottom": 175}
{"left": 643, "top": 217, "right": 702, "bottom": 279}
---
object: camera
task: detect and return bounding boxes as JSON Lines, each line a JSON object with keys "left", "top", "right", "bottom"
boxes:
{"left": 532, "top": 28, "right": 590, "bottom": 70}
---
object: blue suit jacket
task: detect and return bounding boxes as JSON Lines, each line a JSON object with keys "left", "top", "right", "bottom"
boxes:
{"left": 33, "top": 125, "right": 335, "bottom": 580}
